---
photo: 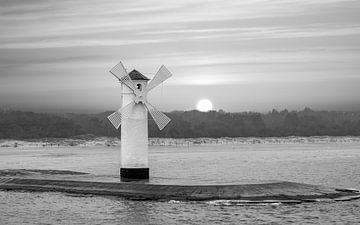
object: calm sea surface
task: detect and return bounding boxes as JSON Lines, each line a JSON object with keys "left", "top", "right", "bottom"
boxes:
{"left": 1, "top": 142, "right": 360, "bottom": 224}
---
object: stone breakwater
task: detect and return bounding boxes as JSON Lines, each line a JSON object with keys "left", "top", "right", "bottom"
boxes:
{"left": 1, "top": 170, "right": 360, "bottom": 203}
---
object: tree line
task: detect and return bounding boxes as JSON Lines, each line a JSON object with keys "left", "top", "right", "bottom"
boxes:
{"left": 0, "top": 108, "right": 360, "bottom": 139}
{"left": 0, "top": 110, "right": 83, "bottom": 139}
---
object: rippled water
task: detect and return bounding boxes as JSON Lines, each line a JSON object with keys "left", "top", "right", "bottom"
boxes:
{"left": 1, "top": 142, "right": 360, "bottom": 224}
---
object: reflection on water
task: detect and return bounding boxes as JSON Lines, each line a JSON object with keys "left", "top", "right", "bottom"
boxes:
{"left": 1, "top": 142, "right": 360, "bottom": 224}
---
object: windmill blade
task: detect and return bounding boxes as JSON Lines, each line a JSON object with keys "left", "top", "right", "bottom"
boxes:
{"left": 144, "top": 102, "right": 171, "bottom": 130}
{"left": 109, "top": 61, "right": 127, "bottom": 80}
{"left": 107, "top": 102, "right": 135, "bottom": 129}
{"left": 146, "top": 65, "right": 172, "bottom": 92}
{"left": 109, "top": 61, "right": 136, "bottom": 91}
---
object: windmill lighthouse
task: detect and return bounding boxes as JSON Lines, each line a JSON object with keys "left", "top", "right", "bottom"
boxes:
{"left": 107, "top": 61, "right": 172, "bottom": 180}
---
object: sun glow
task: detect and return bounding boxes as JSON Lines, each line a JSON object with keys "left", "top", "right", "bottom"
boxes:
{"left": 196, "top": 99, "right": 213, "bottom": 112}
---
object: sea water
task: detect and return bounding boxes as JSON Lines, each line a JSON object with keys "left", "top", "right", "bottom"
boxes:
{"left": 1, "top": 141, "right": 360, "bottom": 224}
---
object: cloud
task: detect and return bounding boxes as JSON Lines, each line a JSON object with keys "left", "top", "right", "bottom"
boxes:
{"left": 1, "top": 0, "right": 359, "bottom": 49}
{"left": 0, "top": 0, "right": 360, "bottom": 112}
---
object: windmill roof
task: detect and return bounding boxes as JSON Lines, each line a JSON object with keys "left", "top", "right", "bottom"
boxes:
{"left": 129, "top": 69, "right": 150, "bottom": 81}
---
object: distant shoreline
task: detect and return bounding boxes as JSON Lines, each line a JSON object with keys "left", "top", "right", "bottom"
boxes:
{"left": 1, "top": 136, "right": 360, "bottom": 148}
{"left": 2, "top": 109, "right": 360, "bottom": 139}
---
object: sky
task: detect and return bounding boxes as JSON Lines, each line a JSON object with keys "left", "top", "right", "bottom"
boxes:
{"left": 0, "top": 0, "right": 360, "bottom": 113}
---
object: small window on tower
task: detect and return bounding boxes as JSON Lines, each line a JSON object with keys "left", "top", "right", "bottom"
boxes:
{"left": 137, "top": 84, "right": 142, "bottom": 91}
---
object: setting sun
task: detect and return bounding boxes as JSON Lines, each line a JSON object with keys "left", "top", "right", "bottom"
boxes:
{"left": 196, "top": 99, "right": 213, "bottom": 112}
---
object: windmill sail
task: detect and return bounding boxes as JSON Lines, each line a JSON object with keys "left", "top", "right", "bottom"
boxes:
{"left": 144, "top": 102, "right": 171, "bottom": 130}
{"left": 107, "top": 102, "right": 135, "bottom": 129}
{"left": 110, "top": 61, "right": 136, "bottom": 91}
{"left": 146, "top": 65, "right": 172, "bottom": 91}
{"left": 108, "top": 62, "right": 172, "bottom": 131}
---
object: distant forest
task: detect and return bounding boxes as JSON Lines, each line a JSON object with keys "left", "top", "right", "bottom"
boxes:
{"left": 1, "top": 108, "right": 360, "bottom": 139}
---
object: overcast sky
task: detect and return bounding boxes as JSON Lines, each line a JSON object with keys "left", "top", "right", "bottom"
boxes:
{"left": 0, "top": 0, "right": 359, "bottom": 113}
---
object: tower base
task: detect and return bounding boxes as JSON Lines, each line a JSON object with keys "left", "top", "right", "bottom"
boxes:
{"left": 120, "top": 168, "right": 149, "bottom": 181}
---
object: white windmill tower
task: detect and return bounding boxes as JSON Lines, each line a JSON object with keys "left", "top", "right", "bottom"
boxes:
{"left": 107, "top": 61, "right": 172, "bottom": 180}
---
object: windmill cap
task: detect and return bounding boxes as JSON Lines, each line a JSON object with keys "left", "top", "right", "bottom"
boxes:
{"left": 129, "top": 69, "right": 150, "bottom": 81}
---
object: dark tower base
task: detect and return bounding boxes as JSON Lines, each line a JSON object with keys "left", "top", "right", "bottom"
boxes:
{"left": 120, "top": 168, "right": 149, "bottom": 181}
